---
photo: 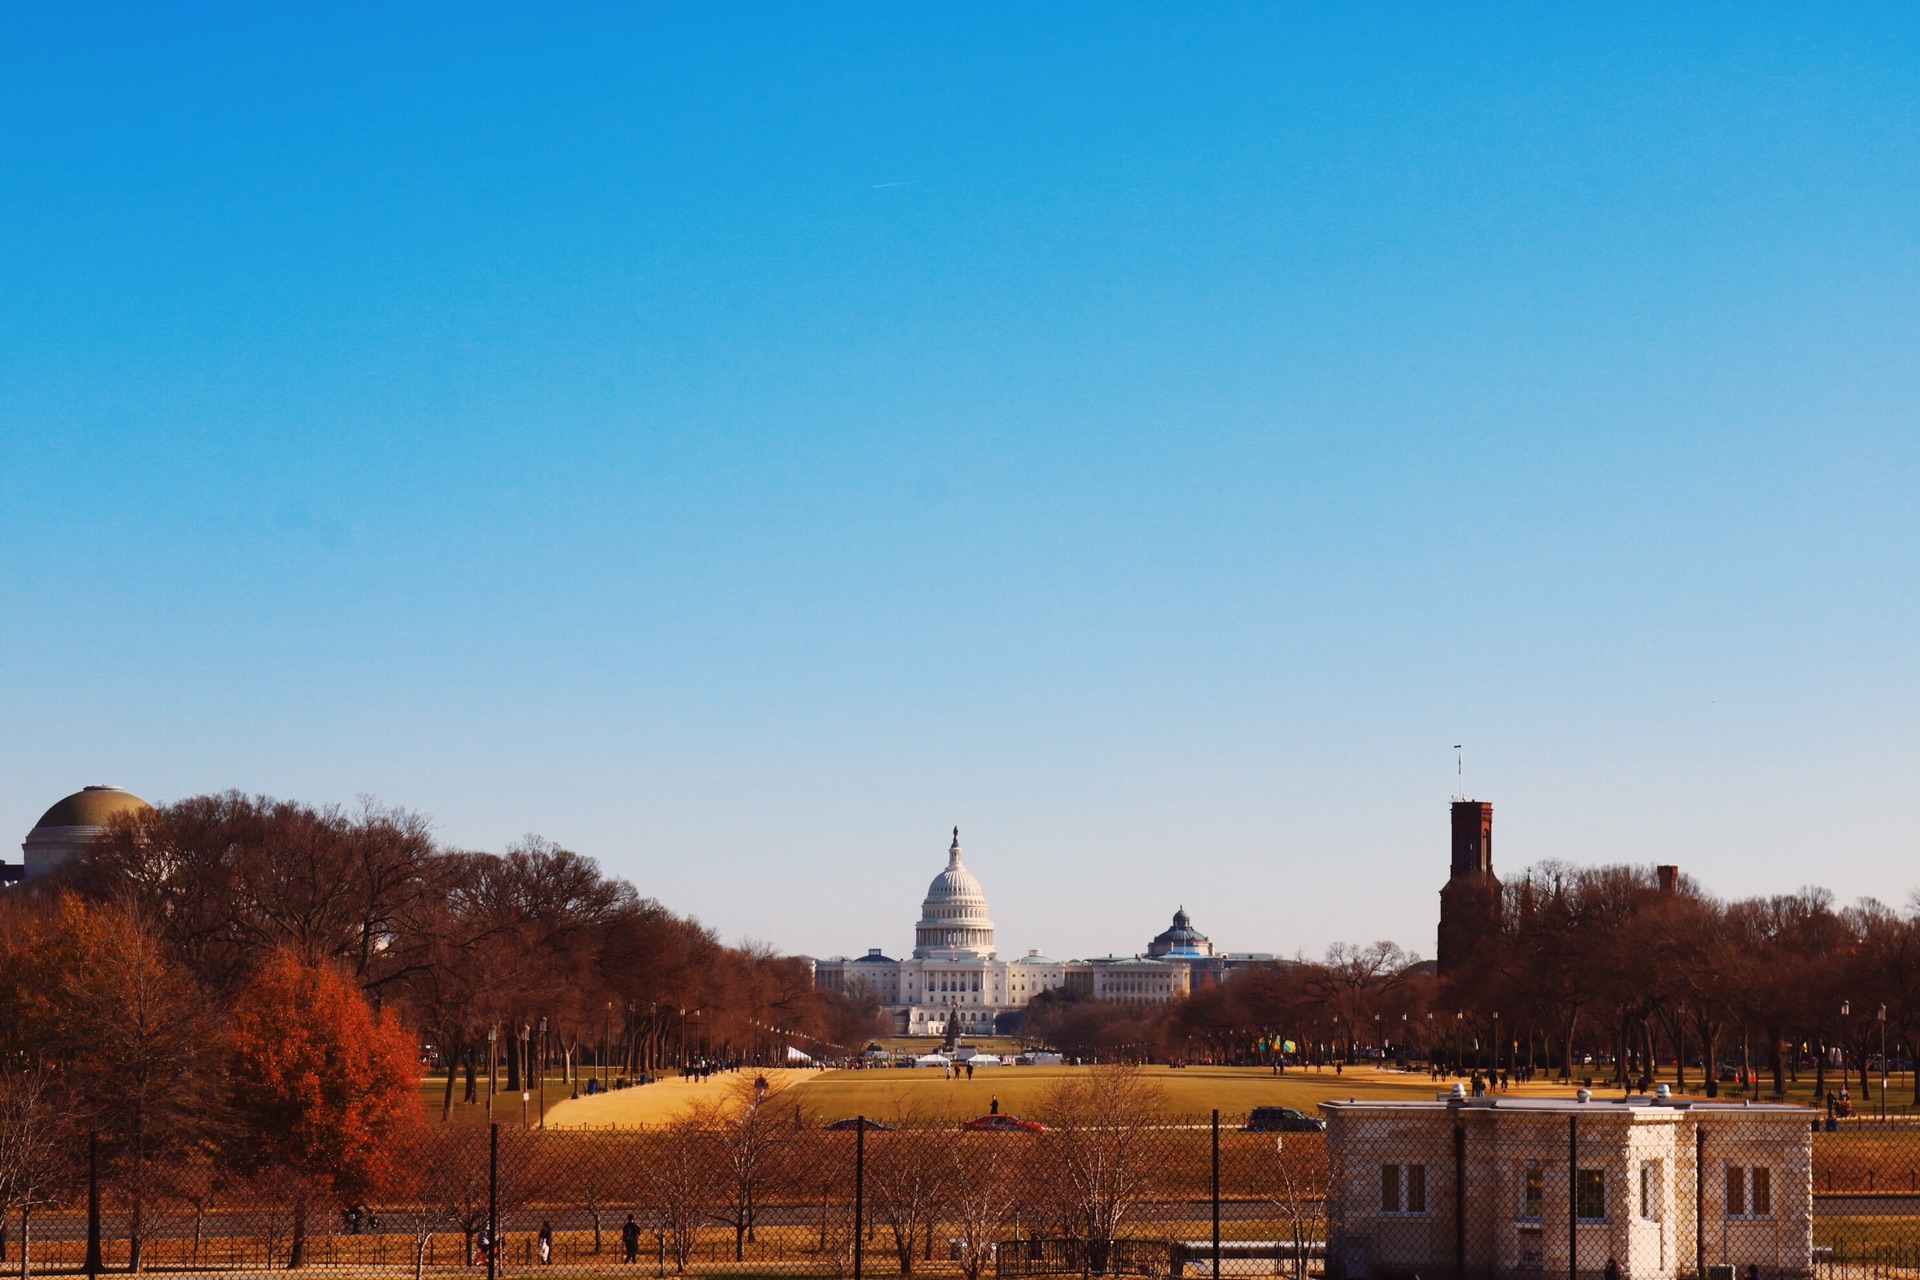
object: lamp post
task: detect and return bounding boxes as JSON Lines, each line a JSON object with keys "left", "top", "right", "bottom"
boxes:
{"left": 1492, "top": 1012, "right": 1501, "bottom": 1083}
{"left": 486, "top": 1025, "right": 498, "bottom": 1124}
{"left": 1880, "top": 1005, "right": 1889, "bottom": 1122}
{"left": 1426, "top": 1011, "right": 1434, "bottom": 1071}
{"left": 603, "top": 1001, "right": 613, "bottom": 1089}
{"left": 520, "top": 1025, "right": 531, "bottom": 1128}
{"left": 538, "top": 1016, "right": 548, "bottom": 1129}
{"left": 1456, "top": 1010, "right": 1465, "bottom": 1073}
{"left": 1842, "top": 1001, "right": 1852, "bottom": 1106}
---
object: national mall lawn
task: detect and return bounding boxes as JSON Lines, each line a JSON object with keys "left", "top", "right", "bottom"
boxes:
{"left": 422, "top": 1060, "right": 1920, "bottom": 1130}
{"left": 424, "top": 1063, "right": 1603, "bottom": 1130}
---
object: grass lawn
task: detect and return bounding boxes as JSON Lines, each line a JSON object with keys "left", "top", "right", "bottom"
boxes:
{"left": 783, "top": 1063, "right": 1442, "bottom": 1126}
{"left": 419, "top": 1063, "right": 1913, "bottom": 1130}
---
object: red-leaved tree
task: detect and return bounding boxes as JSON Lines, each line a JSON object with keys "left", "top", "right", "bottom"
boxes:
{"left": 225, "top": 948, "right": 423, "bottom": 1265}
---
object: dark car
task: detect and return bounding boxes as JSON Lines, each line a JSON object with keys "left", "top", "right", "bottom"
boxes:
{"left": 963, "top": 1114, "right": 1046, "bottom": 1133}
{"left": 1245, "top": 1107, "right": 1325, "bottom": 1133}
{"left": 826, "top": 1118, "right": 895, "bottom": 1131}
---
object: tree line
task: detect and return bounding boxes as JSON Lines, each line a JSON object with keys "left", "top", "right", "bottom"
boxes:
{"left": 0, "top": 789, "right": 892, "bottom": 1263}
{"left": 58, "top": 791, "right": 883, "bottom": 1084}
{"left": 1034, "top": 862, "right": 1920, "bottom": 1104}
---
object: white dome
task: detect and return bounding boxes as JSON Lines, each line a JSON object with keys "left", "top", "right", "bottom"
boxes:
{"left": 913, "top": 828, "right": 997, "bottom": 959}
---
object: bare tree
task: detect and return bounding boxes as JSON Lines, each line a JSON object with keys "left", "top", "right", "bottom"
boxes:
{"left": 945, "top": 1133, "right": 1022, "bottom": 1280}
{"left": 1037, "top": 1064, "right": 1165, "bottom": 1250}
{"left": 1264, "top": 1133, "right": 1326, "bottom": 1280}
{"left": 699, "top": 1074, "right": 797, "bottom": 1262}
{"left": 0, "top": 1071, "right": 78, "bottom": 1280}
{"left": 866, "top": 1130, "right": 955, "bottom": 1277}
{"left": 645, "top": 1116, "right": 718, "bottom": 1272}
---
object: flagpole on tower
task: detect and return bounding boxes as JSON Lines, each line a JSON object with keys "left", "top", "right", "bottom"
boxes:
{"left": 1454, "top": 745, "right": 1463, "bottom": 800}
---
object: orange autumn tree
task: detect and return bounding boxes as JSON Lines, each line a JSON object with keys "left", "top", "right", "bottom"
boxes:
{"left": 226, "top": 948, "right": 423, "bottom": 1264}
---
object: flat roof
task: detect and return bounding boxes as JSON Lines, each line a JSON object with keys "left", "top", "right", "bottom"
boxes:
{"left": 1319, "top": 1096, "right": 1813, "bottom": 1115}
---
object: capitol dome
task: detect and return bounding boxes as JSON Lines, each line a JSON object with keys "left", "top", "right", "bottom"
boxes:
{"left": 22, "top": 785, "right": 152, "bottom": 881}
{"left": 913, "top": 827, "right": 997, "bottom": 959}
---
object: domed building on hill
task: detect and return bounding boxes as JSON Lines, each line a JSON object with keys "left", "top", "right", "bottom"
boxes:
{"left": 810, "top": 829, "right": 1273, "bottom": 1037}
{"left": 13, "top": 785, "right": 152, "bottom": 882}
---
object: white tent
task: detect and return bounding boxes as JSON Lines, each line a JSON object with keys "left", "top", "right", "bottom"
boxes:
{"left": 915, "top": 1053, "right": 951, "bottom": 1067}
{"left": 964, "top": 1054, "right": 1002, "bottom": 1066}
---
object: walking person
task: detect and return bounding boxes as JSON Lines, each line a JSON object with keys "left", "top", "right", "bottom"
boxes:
{"left": 538, "top": 1221, "right": 553, "bottom": 1266}
{"left": 623, "top": 1214, "right": 641, "bottom": 1264}
{"left": 1604, "top": 1259, "right": 1620, "bottom": 1280}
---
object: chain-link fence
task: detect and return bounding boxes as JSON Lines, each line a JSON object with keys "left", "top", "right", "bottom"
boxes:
{"left": 7, "top": 1100, "right": 1919, "bottom": 1279}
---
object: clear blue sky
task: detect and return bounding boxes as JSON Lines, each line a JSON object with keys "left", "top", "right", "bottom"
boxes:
{"left": 3, "top": 4, "right": 1916, "bottom": 963}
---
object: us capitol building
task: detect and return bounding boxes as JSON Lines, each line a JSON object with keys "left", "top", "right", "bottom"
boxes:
{"left": 809, "top": 828, "right": 1272, "bottom": 1037}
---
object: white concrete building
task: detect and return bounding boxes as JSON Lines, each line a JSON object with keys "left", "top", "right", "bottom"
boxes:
{"left": 814, "top": 829, "right": 1068, "bottom": 1036}
{"left": 811, "top": 830, "right": 1272, "bottom": 1036}
{"left": 1321, "top": 1094, "right": 1814, "bottom": 1280}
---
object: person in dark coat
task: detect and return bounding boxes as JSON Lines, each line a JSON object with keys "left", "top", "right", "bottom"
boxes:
{"left": 622, "top": 1215, "right": 641, "bottom": 1264}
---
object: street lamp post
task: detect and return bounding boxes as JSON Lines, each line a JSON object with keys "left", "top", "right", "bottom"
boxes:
{"left": 603, "top": 1001, "right": 613, "bottom": 1089}
{"left": 1842, "top": 1001, "right": 1852, "bottom": 1107}
{"left": 1492, "top": 1012, "right": 1501, "bottom": 1084}
{"left": 1880, "top": 1005, "right": 1889, "bottom": 1123}
{"left": 538, "top": 1016, "right": 548, "bottom": 1129}
{"left": 520, "top": 1025, "right": 531, "bottom": 1128}
{"left": 1456, "top": 1010, "right": 1465, "bottom": 1073}
{"left": 486, "top": 1025, "right": 498, "bottom": 1124}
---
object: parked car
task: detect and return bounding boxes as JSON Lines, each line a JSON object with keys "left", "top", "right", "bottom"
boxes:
{"left": 826, "top": 1118, "right": 895, "bottom": 1131}
{"left": 1245, "top": 1107, "right": 1326, "bottom": 1133}
{"left": 963, "top": 1114, "right": 1046, "bottom": 1133}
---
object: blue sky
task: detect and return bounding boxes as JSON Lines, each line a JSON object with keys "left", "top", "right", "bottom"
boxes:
{"left": 2, "top": 4, "right": 1916, "bottom": 963}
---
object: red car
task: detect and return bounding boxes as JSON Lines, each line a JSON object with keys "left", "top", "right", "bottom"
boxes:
{"left": 963, "top": 1114, "right": 1046, "bottom": 1133}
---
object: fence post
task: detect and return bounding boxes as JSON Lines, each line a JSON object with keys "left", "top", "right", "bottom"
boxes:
{"left": 1566, "top": 1115, "right": 1577, "bottom": 1280}
{"left": 853, "top": 1117, "right": 865, "bottom": 1280}
{"left": 487, "top": 1123, "right": 499, "bottom": 1280}
{"left": 1694, "top": 1127, "right": 1705, "bottom": 1280}
{"left": 1454, "top": 1124, "right": 1467, "bottom": 1280}
{"left": 1211, "top": 1109, "right": 1221, "bottom": 1280}
{"left": 84, "top": 1131, "right": 102, "bottom": 1280}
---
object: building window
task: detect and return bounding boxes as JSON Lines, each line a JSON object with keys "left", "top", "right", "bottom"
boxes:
{"left": 1521, "top": 1161, "right": 1544, "bottom": 1222}
{"left": 1725, "top": 1166, "right": 1771, "bottom": 1219}
{"left": 1381, "top": 1164, "right": 1428, "bottom": 1216}
{"left": 1575, "top": 1170, "right": 1606, "bottom": 1222}
{"left": 1640, "top": 1162, "right": 1662, "bottom": 1221}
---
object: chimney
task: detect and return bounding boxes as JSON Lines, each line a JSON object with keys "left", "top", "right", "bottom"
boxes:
{"left": 1656, "top": 865, "right": 1679, "bottom": 896}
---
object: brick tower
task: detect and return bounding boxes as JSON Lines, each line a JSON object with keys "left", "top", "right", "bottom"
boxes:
{"left": 1436, "top": 800, "right": 1499, "bottom": 976}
